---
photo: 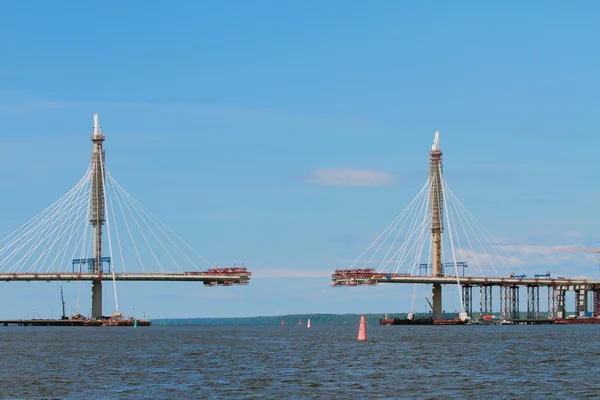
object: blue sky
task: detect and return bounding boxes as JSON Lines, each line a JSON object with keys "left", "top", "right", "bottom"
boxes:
{"left": 0, "top": 1, "right": 599, "bottom": 318}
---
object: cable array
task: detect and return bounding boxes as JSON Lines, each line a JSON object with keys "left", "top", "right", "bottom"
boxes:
{"left": 344, "top": 177, "right": 528, "bottom": 279}
{"left": 105, "top": 170, "right": 214, "bottom": 273}
{"left": 444, "top": 183, "right": 527, "bottom": 276}
{"left": 0, "top": 167, "right": 93, "bottom": 274}
{"left": 0, "top": 166, "right": 214, "bottom": 275}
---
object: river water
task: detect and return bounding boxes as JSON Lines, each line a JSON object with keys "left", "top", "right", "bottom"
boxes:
{"left": 0, "top": 324, "right": 598, "bottom": 399}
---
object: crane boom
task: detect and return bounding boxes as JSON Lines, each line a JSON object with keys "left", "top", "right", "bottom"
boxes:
{"left": 60, "top": 286, "right": 66, "bottom": 320}
{"left": 425, "top": 297, "right": 434, "bottom": 311}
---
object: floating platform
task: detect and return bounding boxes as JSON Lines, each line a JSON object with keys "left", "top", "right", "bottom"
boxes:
{"left": 433, "top": 319, "right": 467, "bottom": 325}
{"left": 379, "top": 317, "right": 600, "bottom": 326}
{"left": 0, "top": 318, "right": 151, "bottom": 327}
{"left": 494, "top": 318, "right": 600, "bottom": 325}
{"left": 505, "top": 319, "right": 555, "bottom": 325}
{"left": 380, "top": 318, "right": 433, "bottom": 326}
{"left": 554, "top": 318, "right": 600, "bottom": 324}
{"left": 109, "top": 319, "right": 150, "bottom": 327}
{"left": 1, "top": 319, "right": 86, "bottom": 326}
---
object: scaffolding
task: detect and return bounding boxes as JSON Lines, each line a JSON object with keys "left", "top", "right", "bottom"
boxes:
{"left": 548, "top": 286, "right": 556, "bottom": 319}
{"left": 480, "top": 285, "right": 492, "bottom": 317}
{"left": 556, "top": 287, "right": 566, "bottom": 319}
{"left": 526, "top": 285, "right": 540, "bottom": 319}
{"left": 575, "top": 288, "right": 588, "bottom": 316}
{"left": 462, "top": 285, "right": 473, "bottom": 318}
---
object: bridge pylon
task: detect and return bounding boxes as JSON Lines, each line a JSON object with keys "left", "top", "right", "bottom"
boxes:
{"left": 89, "top": 113, "right": 106, "bottom": 319}
{"left": 429, "top": 131, "right": 443, "bottom": 320}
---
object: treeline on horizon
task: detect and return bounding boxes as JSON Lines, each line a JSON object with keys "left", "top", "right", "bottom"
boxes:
{"left": 154, "top": 313, "right": 404, "bottom": 326}
{"left": 152, "top": 311, "right": 556, "bottom": 325}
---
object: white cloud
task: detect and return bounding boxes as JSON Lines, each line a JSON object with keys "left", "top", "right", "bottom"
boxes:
{"left": 451, "top": 244, "right": 599, "bottom": 276}
{"left": 562, "top": 230, "right": 586, "bottom": 238}
{"left": 515, "top": 245, "right": 595, "bottom": 266}
{"left": 498, "top": 244, "right": 596, "bottom": 264}
{"left": 572, "top": 274, "right": 594, "bottom": 280}
{"left": 306, "top": 168, "right": 395, "bottom": 187}
{"left": 498, "top": 244, "right": 558, "bottom": 258}
{"left": 456, "top": 248, "right": 524, "bottom": 271}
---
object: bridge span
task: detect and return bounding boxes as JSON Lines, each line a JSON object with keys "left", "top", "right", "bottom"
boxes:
{"left": 331, "top": 270, "right": 600, "bottom": 321}
{"left": 331, "top": 274, "right": 600, "bottom": 288}
{"left": 0, "top": 272, "right": 250, "bottom": 284}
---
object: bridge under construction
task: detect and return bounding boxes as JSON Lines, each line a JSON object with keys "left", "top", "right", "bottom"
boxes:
{"left": 331, "top": 131, "right": 600, "bottom": 322}
{"left": 0, "top": 114, "right": 250, "bottom": 320}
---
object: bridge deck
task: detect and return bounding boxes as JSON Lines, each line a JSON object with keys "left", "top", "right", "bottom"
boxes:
{"left": 332, "top": 275, "right": 600, "bottom": 288}
{"left": 0, "top": 273, "right": 250, "bottom": 283}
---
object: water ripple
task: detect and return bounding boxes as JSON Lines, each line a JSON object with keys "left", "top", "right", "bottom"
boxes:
{"left": 0, "top": 324, "right": 598, "bottom": 398}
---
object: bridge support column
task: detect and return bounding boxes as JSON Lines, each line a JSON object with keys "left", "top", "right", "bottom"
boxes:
{"left": 462, "top": 285, "right": 472, "bottom": 318}
{"left": 501, "top": 286, "right": 509, "bottom": 319}
{"left": 92, "top": 280, "right": 102, "bottom": 318}
{"left": 556, "top": 286, "right": 566, "bottom": 319}
{"left": 593, "top": 290, "right": 600, "bottom": 317}
{"left": 575, "top": 288, "right": 588, "bottom": 316}
{"left": 526, "top": 285, "right": 539, "bottom": 319}
{"left": 479, "top": 285, "right": 492, "bottom": 317}
{"left": 431, "top": 284, "right": 442, "bottom": 320}
{"left": 548, "top": 286, "right": 556, "bottom": 319}
{"left": 510, "top": 285, "right": 519, "bottom": 320}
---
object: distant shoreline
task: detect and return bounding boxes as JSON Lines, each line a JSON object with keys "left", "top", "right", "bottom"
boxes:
{"left": 151, "top": 312, "right": 423, "bottom": 325}
{"left": 151, "top": 313, "right": 406, "bottom": 325}
{"left": 151, "top": 311, "right": 556, "bottom": 325}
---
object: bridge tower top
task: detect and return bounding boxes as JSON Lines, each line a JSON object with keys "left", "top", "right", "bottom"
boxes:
{"left": 92, "top": 113, "right": 105, "bottom": 142}
{"left": 431, "top": 130, "right": 440, "bottom": 152}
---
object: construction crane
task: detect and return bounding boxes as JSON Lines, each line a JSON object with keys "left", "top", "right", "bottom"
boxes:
{"left": 60, "top": 286, "right": 67, "bottom": 320}
{"left": 425, "top": 297, "right": 433, "bottom": 312}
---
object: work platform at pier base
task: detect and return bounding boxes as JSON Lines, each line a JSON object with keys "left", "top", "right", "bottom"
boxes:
{"left": 0, "top": 319, "right": 85, "bottom": 326}
{"left": 504, "top": 319, "right": 555, "bottom": 325}
{"left": 380, "top": 317, "right": 600, "bottom": 326}
{"left": 0, "top": 318, "right": 152, "bottom": 327}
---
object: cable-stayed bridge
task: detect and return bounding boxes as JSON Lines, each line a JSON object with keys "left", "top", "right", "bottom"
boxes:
{"left": 0, "top": 114, "right": 250, "bottom": 319}
{"left": 331, "top": 131, "right": 600, "bottom": 322}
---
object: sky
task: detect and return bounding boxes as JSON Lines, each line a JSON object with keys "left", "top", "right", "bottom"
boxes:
{"left": 0, "top": 1, "right": 599, "bottom": 319}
